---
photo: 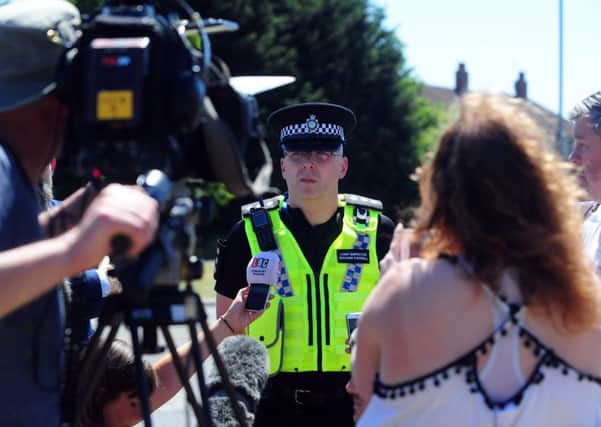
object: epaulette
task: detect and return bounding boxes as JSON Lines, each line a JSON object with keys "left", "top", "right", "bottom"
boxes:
{"left": 341, "top": 194, "right": 383, "bottom": 211}
{"left": 241, "top": 195, "right": 282, "bottom": 217}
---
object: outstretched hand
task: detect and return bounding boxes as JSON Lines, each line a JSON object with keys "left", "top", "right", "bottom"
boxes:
{"left": 221, "top": 286, "right": 274, "bottom": 333}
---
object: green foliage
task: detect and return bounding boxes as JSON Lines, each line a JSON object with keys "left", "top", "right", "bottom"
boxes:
{"left": 191, "top": 182, "right": 235, "bottom": 207}
{"left": 200, "top": 0, "right": 443, "bottom": 219}
{"left": 413, "top": 97, "right": 455, "bottom": 162}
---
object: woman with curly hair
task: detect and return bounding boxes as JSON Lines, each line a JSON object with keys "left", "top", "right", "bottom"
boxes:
{"left": 350, "top": 93, "right": 601, "bottom": 426}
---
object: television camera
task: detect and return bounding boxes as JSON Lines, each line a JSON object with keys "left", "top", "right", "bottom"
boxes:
{"left": 56, "top": 1, "right": 284, "bottom": 425}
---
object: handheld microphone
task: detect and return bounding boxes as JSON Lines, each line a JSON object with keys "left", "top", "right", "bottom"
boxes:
{"left": 204, "top": 335, "right": 269, "bottom": 426}
{"left": 245, "top": 251, "right": 280, "bottom": 311}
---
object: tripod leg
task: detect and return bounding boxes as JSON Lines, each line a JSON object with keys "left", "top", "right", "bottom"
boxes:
{"left": 160, "top": 325, "right": 208, "bottom": 427}
{"left": 130, "top": 325, "right": 154, "bottom": 426}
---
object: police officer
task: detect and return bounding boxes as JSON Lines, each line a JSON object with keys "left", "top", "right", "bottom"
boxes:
{"left": 215, "top": 102, "right": 394, "bottom": 426}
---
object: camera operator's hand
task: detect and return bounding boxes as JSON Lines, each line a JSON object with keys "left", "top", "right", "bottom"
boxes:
{"left": 62, "top": 184, "right": 159, "bottom": 272}
{"left": 39, "top": 181, "right": 98, "bottom": 238}
{"left": 220, "top": 286, "right": 273, "bottom": 334}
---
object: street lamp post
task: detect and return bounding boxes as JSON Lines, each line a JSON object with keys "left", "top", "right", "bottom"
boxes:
{"left": 557, "top": 0, "right": 564, "bottom": 155}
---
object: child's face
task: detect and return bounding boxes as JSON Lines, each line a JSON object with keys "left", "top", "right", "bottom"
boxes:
{"left": 102, "top": 391, "right": 141, "bottom": 427}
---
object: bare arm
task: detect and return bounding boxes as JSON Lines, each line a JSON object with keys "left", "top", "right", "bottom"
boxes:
{"left": 150, "top": 286, "right": 265, "bottom": 411}
{"left": 149, "top": 317, "right": 234, "bottom": 411}
{"left": 216, "top": 292, "right": 234, "bottom": 319}
{"left": 0, "top": 234, "right": 75, "bottom": 317}
{"left": 352, "top": 260, "right": 417, "bottom": 422}
{"left": 351, "top": 299, "right": 381, "bottom": 422}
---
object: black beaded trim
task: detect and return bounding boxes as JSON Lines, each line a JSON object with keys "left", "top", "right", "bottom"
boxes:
{"left": 374, "top": 355, "right": 473, "bottom": 399}
{"left": 469, "top": 343, "right": 549, "bottom": 410}
{"left": 373, "top": 310, "right": 521, "bottom": 399}
{"left": 519, "top": 327, "right": 601, "bottom": 386}
{"left": 373, "top": 319, "right": 601, "bottom": 406}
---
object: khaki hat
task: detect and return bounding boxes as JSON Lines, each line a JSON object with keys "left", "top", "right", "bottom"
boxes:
{"left": 0, "top": 0, "right": 80, "bottom": 112}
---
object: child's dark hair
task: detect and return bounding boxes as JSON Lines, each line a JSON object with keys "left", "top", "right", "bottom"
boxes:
{"left": 79, "top": 339, "right": 158, "bottom": 426}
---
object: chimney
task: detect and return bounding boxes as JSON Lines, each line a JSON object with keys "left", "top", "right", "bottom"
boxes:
{"left": 455, "top": 63, "right": 468, "bottom": 96}
{"left": 515, "top": 72, "right": 527, "bottom": 99}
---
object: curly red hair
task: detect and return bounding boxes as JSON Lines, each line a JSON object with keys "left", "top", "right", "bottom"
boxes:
{"left": 415, "top": 93, "right": 600, "bottom": 333}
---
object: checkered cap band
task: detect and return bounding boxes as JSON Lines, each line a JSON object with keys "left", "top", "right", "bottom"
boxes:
{"left": 280, "top": 122, "right": 345, "bottom": 141}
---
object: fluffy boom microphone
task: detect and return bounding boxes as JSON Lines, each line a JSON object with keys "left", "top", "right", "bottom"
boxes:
{"left": 204, "top": 335, "right": 269, "bottom": 426}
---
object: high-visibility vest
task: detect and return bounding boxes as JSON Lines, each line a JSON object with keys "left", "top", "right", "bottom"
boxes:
{"left": 243, "top": 194, "right": 382, "bottom": 375}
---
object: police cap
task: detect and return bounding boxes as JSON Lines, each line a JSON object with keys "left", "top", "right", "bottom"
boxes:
{"left": 267, "top": 102, "right": 356, "bottom": 152}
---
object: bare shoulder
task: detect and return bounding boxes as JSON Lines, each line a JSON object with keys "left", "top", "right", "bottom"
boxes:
{"left": 370, "top": 258, "right": 431, "bottom": 305}
{"left": 362, "top": 257, "right": 489, "bottom": 375}
{"left": 365, "top": 257, "right": 471, "bottom": 322}
{"left": 380, "top": 257, "right": 467, "bottom": 297}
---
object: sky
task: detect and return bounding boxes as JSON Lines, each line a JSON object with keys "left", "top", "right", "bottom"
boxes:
{"left": 375, "top": 0, "right": 601, "bottom": 117}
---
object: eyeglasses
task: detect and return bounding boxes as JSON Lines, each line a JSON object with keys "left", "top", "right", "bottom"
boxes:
{"left": 285, "top": 151, "right": 342, "bottom": 164}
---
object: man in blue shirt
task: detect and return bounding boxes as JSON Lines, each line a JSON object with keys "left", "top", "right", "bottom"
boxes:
{"left": 0, "top": 1, "right": 159, "bottom": 425}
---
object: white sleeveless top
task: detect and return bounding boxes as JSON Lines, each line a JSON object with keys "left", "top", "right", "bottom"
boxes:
{"left": 356, "top": 283, "right": 601, "bottom": 427}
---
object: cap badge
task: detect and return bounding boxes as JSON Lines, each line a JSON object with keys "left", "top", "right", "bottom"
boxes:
{"left": 305, "top": 115, "right": 319, "bottom": 133}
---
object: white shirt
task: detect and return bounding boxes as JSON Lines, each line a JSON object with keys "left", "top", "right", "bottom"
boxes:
{"left": 582, "top": 203, "right": 601, "bottom": 272}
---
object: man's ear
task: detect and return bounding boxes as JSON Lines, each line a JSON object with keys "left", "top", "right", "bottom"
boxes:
{"left": 280, "top": 157, "right": 286, "bottom": 175}
{"left": 339, "top": 157, "right": 349, "bottom": 179}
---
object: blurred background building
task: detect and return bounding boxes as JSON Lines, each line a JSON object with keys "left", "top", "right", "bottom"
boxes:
{"left": 421, "top": 63, "right": 573, "bottom": 158}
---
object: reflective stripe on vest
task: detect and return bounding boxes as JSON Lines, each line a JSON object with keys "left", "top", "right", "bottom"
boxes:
{"left": 245, "top": 195, "right": 380, "bottom": 374}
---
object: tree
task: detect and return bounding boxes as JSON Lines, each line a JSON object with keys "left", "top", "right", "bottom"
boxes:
{"left": 69, "top": 0, "right": 443, "bottom": 219}
{"left": 198, "top": 0, "right": 441, "bottom": 219}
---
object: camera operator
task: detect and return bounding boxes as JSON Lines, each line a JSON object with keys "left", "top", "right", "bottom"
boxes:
{"left": 0, "top": 1, "right": 159, "bottom": 425}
